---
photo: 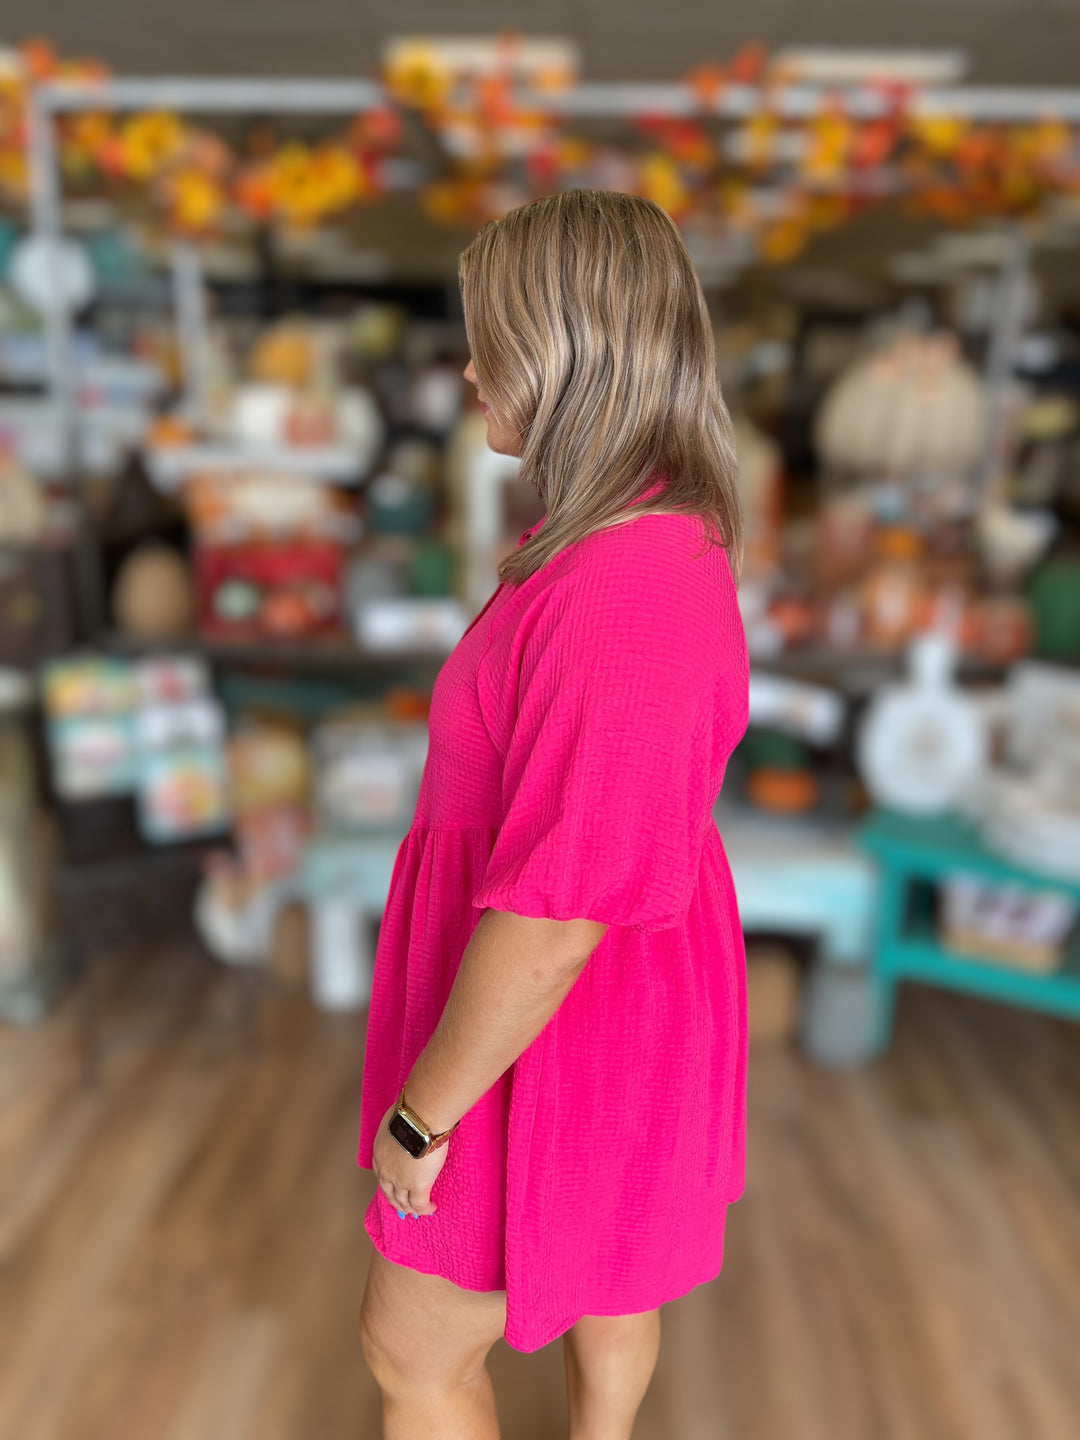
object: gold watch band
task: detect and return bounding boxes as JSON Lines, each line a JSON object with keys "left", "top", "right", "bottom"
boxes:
{"left": 398, "top": 1087, "right": 460, "bottom": 1153}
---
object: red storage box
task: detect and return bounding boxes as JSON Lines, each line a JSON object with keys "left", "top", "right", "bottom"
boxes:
{"left": 195, "top": 538, "right": 346, "bottom": 640}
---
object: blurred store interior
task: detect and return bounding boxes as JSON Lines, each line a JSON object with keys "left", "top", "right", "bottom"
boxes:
{"left": 1, "top": 6, "right": 1079, "bottom": 1439}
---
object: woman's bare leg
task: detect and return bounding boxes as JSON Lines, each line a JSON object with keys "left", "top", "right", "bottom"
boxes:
{"left": 562, "top": 1310, "right": 662, "bottom": 1440}
{"left": 359, "top": 1248, "right": 508, "bottom": 1439}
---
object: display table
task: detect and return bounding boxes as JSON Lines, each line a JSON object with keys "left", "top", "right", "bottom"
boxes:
{"left": 857, "top": 810, "right": 1080, "bottom": 1052}
{"left": 297, "top": 831, "right": 403, "bottom": 1009}
{"left": 295, "top": 803, "right": 883, "bottom": 1020}
{"left": 717, "top": 802, "right": 878, "bottom": 967}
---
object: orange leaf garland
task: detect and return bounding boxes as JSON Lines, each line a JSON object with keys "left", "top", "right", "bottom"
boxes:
{"left": 909, "top": 112, "right": 970, "bottom": 159}
{"left": 719, "top": 177, "right": 756, "bottom": 230}
{"left": 235, "top": 164, "right": 275, "bottom": 222}
{"left": 638, "top": 152, "right": 691, "bottom": 219}
{"left": 851, "top": 117, "right": 899, "bottom": 170}
{"left": 167, "top": 168, "right": 226, "bottom": 235}
{"left": 118, "top": 112, "right": 186, "bottom": 181}
{"left": 761, "top": 218, "right": 809, "bottom": 263}
{"left": 802, "top": 106, "right": 854, "bottom": 186}
{"left": 348, "top": 106, "right": 404, "bottom": 154}
{"left": 18, "top": 38, "right": 60, "bottom": 83}
{"left": 741, "top": 112, "right": 780, "bottom": 172}
{"left": 384, "top": 42, "right": 452, "bottom": 112}
{"left": 686, "top": 63, "right": 728, "bottom": 112}
{"left": 59, "top": 112, "right": 115, "bottom": 177}
{"left": 0, "top": 31, "right": 1077, "bottom": 252}
{"left": 727, "top": 43, "right": 769, "bottom": 86}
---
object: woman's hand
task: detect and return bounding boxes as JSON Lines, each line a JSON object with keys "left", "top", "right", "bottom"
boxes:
{"left": 372, "top": 1102, "right": 449, "bottom": 1217}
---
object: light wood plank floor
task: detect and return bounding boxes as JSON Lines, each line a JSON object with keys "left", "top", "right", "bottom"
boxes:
{"left": 1, "top": 941, "right": 1078, "bottom": 1440}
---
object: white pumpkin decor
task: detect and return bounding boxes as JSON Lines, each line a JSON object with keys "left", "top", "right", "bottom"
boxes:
{"left": 225, "top": 320, "right": 384, "bottom": 473}
{"left": 816, "top": 331, "right": 986, "bottom": 481}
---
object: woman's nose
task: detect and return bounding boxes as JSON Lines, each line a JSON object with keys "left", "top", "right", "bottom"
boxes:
{"left": 463, "top": 359, "right": 477, "bottom": 385}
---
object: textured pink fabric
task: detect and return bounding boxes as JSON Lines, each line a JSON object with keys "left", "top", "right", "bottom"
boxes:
{"left": 357, "top": 491, "right": 750, "bottom": 1353}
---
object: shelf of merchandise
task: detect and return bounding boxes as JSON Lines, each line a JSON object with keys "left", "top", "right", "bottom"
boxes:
{"left": 143, "top": 444, "right": 367, "bottom": 491}
{"left": 755, "top": 645, "right": 1007, "bottom": 697}
{"left": 100, "top": 630, "right": 452, "bottom": 674}
{"left": 857, "top": 809, "right": 1080, "bottom": 1051}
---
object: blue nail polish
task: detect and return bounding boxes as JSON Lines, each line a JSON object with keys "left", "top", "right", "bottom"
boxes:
{"left": 397, "top": 1210, "right": 406, "bottom": 1218}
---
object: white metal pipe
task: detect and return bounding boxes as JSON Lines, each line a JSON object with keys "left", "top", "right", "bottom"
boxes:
{"left": 24, "top": 88, "right": 75, "bottom": 471}
{"left": 171, "top": 241, "right": 211, "bottom": 428}
{"left": 975, "top": 225, "right": 1032, "bottom": 502}
{"left": 912, "top": 86, "right": 1080, "bottom": 122}
{"left": 37, "top": 77, "right": 386, "bottom": 113}
{"left": 34, "top": 76, "right": 1080, "bottom": 124}
{"left": 543, "top": 81, "right": 1080, "bottom": 123}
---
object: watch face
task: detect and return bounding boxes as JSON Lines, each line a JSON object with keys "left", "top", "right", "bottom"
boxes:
{"left": 389, "top": 1110, "right": 428, "bottom": 1158}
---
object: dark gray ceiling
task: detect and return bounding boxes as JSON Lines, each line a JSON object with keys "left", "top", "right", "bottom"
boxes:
{"left": 4, "top": 0, "right": 1080, "bottom": 86}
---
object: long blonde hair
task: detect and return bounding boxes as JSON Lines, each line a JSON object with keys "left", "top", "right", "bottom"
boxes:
{"left": 459, "top": 189, "right": 743, "bottom": 587}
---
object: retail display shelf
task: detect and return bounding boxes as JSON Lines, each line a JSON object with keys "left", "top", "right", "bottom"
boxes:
{"left": 886, "top": 912, "right": 1080, "bottom": 1016}
{"left": 99, "top": 631, "right": 452, "bottom": 672}
{"left": 758, "top": 646, "right": 1006, "bottom": 695}
{"left": 859, "top": 809, "right": 1080, "bottom": 894}
{"left": 858, "top": 809, "right": 1080, "bottom": 1047}
{"left": 144, "top": 444, "right": 366, "bottom": 490}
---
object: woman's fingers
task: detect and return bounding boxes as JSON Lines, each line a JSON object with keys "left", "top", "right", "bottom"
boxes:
{"left": 376, "top": 1167, "right": 437, "bottom": 1217}
{"left": 380, "top": 1179, "right": 408, "bottom": 1212}
{"left": 387, "top": 1184, "right": 437, "bottom": 1218}
{"left": 385, "top": 1180, "right": 417, "bottom": 1215}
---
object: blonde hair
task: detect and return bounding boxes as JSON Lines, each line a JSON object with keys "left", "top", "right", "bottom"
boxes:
{"left": 459, "top": 189, "right": 743, "bottom": 587}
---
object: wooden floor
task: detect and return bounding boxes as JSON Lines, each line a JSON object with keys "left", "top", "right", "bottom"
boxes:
{"left": 1, "top": 942, "right": 1078, "bottom": 1440}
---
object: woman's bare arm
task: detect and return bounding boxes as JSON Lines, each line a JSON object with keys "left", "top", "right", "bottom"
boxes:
{"left": 371, "top": 908, "right": 609, "bottom": 1213}
{"left": 402, "top": 907, "right": 609, "bottom": 1132}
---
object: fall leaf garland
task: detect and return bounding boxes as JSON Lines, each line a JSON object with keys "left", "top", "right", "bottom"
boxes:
{"left": 0, "top": 35, "right": 1076, "bottom": 259}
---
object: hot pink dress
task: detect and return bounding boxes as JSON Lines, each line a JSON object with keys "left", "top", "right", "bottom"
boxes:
{"left": 357, "top": 491, "right": 750, "bottom": 1353}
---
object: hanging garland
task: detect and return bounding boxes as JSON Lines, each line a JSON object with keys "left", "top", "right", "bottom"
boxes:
{"left": 0, "top": 35, "right": 1078, "bottom": 260}
{"left": 0, "top": 39, "right": 400, "bottom": 232}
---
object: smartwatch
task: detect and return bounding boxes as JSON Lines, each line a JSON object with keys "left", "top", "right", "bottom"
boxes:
{"left": 387, "top": 1088, "right": 460, "bottom": 1159}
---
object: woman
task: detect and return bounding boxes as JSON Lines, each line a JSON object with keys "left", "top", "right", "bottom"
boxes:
{"left": 358, "top": 189, "right": 749, "bottom": 1440}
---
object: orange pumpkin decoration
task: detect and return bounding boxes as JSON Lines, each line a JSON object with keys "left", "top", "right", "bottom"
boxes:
{"left": 385, "top": 687, "right": 432, "bottom": 722}
{"left": 747, "top": 767, "right": 820, "bottom": 814}
{"left": 149, "top": 415, "right": 195, "bottom": 448}
{"left": 861, "top": 527, "right": 930, "bottom": 648}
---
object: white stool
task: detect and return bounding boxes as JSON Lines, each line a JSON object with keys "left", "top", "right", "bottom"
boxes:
{"left": 297, "top": 831, "right": 405, "bottom": 1011}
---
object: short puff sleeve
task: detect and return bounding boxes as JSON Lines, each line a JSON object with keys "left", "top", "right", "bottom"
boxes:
{"left": 473, "top": 531, "right": 734, "bottom": 932}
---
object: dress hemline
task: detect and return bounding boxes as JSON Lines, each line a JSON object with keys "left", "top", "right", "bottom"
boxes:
{"left": 364, "top": 1188, "right": 730, "bottom": 1355}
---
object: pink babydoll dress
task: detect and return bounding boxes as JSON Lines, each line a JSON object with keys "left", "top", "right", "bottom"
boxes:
{"left": 357, "top": 486, "right": 750, "bottom": 1353}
